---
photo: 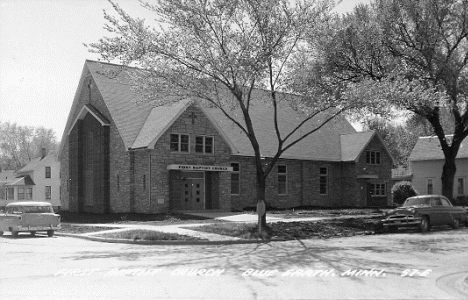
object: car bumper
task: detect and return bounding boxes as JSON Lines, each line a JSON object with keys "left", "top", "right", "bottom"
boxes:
{"left": 381, "top": 216, "right": 422, "bottom": 227}
{"left": 11, "top": 224, "right": 61, "bottom": 232}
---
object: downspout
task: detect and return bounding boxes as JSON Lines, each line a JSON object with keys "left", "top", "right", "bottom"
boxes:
{"left": 300, "top": 161, "right": 304, "bottom": 207}
{"left": 149, "top": 151, "right": 152, "bottom": 207}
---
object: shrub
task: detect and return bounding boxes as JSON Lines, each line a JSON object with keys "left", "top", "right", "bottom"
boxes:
{"left": 391, "top": 181, "right": 418, "bottom": 205}
{"left": 452, "top": 196, "right": 468, "bottom": 206}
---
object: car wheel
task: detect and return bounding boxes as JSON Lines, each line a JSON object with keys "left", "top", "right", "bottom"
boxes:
{"left": 451, "top": 218, "right": 460, "bottom": 229}
{"left": 0, "top": 231, "right": 3, "bottom": 236}
{"left": 419, "top": 216, "right": 430, "bottom": 233}
{"left": 47, "top": 230, "right": 54, "bottom": 237}
{"left": 30, "top": 231, "right": 36, "bottom": 236}
{"left": 11, "top": 231, "right": 19, "bottom": 238}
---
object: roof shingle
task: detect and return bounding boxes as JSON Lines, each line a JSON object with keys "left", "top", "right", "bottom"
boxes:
{"left": 69, "top": 60, "right": 383, "bottom": 161}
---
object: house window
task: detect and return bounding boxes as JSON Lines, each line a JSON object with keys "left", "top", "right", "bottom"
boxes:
{"left": 457, "top": 178, "right": 465, "bottom": 195}
{"left": 195, "top": 136, "right": 214, "bottom": 154}
{"left": 370, "top": 183, "right": 386, "bottom": 196}
{"left": 7, "top": 188, "right": 14, "bottom": 200}
{"left": 18, "top": 188, "right": 25, "bottom": 200}
{"left": 18, "top": 187, "right": 33, "bottom": 200}
{"left": 45, "top": 186, "right": 51, "bottom": 199}
{"left": 0, "top": 188, "right": 5, "bottom": 200}
{"left": 170, "top": 134, "right": 189, "bottom": 152}
{"left": 319, "top": 167, "right": 328, "bottom": 195}
{"left": 231, "top": 163, "right": 240, "bottom": 195}
{"left": 427, "top": 178, "right": 434, "bottom": 194}
{"left": 117, "top": 175, "right": 120, "bottom": 191}
{"left": 45, "top": 166, "right": 51, "bottom": 178}
{"left": 278, "top": 165, "right": 287, "bottom": 195}
{"left": 143, "top": 174, "right": 146, "bottom": 190}
{"left": 365, "top": 150, "right": 381, "bottom": 165}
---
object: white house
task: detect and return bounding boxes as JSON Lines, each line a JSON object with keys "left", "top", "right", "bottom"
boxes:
{"left": 409, "top": 136, "right": 468, "bottom": 199}
{"left": 0, "top": 154, "right": 61, "bottom": 209}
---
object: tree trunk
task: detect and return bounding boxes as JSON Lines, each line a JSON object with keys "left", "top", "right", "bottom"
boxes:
{"left": 441, "top": 157, "right": 456, "bottom": 200}
{"left": 256, "top": 174, "right": 267, "bottom": 232}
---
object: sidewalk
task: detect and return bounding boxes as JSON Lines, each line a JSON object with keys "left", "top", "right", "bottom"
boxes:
{"left": 56, "top": 213, "right": 380, "bottom": 245}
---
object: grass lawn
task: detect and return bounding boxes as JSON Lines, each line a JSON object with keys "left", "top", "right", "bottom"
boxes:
{"left": 186, "top": 217, "right": 382, "bottom": 240}
{"left": 58, "top": 211, "right": 218, "bottom": 224}
{"left": 59, "top": 224, "right": 118, "bottom": 234}
{"left": 94, "top": 229, "right": 206, "bottom": 241}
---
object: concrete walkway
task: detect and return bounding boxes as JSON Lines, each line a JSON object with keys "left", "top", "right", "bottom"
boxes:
{"left": 57, "top": 212, "right": 382, "bottom": 244}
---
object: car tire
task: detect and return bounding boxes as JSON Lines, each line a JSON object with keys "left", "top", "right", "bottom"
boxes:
{"left": 451, "top": 218, "right": 460, "bottom": 229}
{"left": 11, "top": 230, "right": 19, "bottom": 238}
{"left": 0, "top": 231, "right": 3, "bottom": 236}
{"left": 30, "top": 231, "right": 36, "bottom": 236}
{"left": 47, "top": 230, "right": 54, "bottom": 237}
{"left": 419, "top": 216, "right": 430, "bottom": 233}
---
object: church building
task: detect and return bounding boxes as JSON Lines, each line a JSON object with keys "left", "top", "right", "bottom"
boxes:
{"left": 58, "top": 60, "right": 394, "bottom": 213}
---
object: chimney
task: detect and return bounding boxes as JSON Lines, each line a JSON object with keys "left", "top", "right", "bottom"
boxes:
{"left": 41, "top": 148, "right": 47, "bottom": 159}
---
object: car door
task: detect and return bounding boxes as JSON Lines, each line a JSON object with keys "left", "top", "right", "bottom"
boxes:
{"left": 439, "top": 197, "right": 454, "bottom": 224}
{"left": 430, "top": 197, "right": 443, "bottom": 225}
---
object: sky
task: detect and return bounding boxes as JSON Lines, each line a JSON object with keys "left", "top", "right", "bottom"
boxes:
{"left": 0, "top": 0, "right": 370, "bottom": 142}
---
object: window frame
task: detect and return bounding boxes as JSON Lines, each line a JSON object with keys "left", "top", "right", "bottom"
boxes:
{"left": 230, "top": 162, "right": 240, "bottom": 195}
{"left": 426, "top": 178, "right": 434, "bottom": 194}
{"left": 7, "top": 188, "right": 14, "bottom": 200}
{"left": 45, "top": 186, "right": 51, "bottom": 200}
{"left": 195, "top": 135, "right": 214, "bottom": 154}
{"left": 457, "top": 177, "right": 465, "bottom": 195}
{"left": 370, "top": 183, "right": 386, "bottom": 197}
{"left": 45, "top": 166, "right": 51, "bottom": 178}
{"left": 170, "top": 133, "right": 190, "bottom": 153}
{"left": 319, "top": 167, "right": 328, "bottom": 195}
{"left": 18, "top": 187, "right": 25, "bottom": 200}
{"left": 365, "top": 150, "right": 381, "bottom": 165}
{"left": 278, "top": 165, "right": 287, "bottom": 195}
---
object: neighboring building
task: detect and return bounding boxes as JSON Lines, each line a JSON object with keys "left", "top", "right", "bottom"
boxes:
{"left": 0, "top": 169, "right": 16, "bottom": 208}
{"left": 0, "top": 154, "right": 61, "bottom": 209}
{"left": 58, "top": 60, "right": 395, "bottom": 213}
{"left": 409, "top": 136, "right": 468, "bottom": 198}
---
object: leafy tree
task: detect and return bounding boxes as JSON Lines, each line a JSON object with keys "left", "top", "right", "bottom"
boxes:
{"left": 87, "top": 0, "right": 364, "bottom": 232}
{"left": 0, "top": 122, "right": 58, "bottom": 170}
{"left": 318, "top": 0, "right": 468, "bottom": 199}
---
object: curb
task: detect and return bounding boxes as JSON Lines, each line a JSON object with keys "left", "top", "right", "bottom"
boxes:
{"left": 55, "top": 232, "right": 285, "bottom": 245}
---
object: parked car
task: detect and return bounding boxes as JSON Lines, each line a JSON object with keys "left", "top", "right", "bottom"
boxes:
{"left": 381, "top": 195, "right": 468, "bottom": 232}
{"left": 0, "top": 201, "right": 61, "bottom": 237}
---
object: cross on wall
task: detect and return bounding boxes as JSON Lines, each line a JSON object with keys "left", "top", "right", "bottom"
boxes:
{"left": 189, "top": 112, "right": 197, "bottom": 124}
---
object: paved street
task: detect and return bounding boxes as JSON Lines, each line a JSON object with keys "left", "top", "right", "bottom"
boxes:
{"left": 1, "top": 227, "right": 468, "bottom": 300}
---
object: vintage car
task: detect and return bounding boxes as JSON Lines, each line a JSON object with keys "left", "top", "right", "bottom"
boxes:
{"left": 381, "top": 195, "right": 468, "bottom": 232}
{"left": 0, "top": 201, "right": 61, "bottom": 237}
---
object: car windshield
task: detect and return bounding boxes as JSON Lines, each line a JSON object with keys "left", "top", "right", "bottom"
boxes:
{"left": 404, "top": 198, "right": 431, "bottom": 206}
{"left": 6, "top": 205, "right": 54, "bottom": 214}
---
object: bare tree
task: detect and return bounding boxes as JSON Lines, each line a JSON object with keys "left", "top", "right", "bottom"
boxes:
{"left": 0, "top": 122, "right": 58, "bottom": 170}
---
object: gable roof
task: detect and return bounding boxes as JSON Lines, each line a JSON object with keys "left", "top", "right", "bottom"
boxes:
{"left": 341, "top": 131, "right": 375, "bottom": 162}
{"left": 16, "top": 155, "right": 57, "bottom": 174}
{"left": 410, "top": 135, "right": 468, "bottom": 161}
{"left": 61, "top": 60, "right": 390, "bottom": 162}
{"left": 7, "top": 175, "right": 35, "bottom": 186}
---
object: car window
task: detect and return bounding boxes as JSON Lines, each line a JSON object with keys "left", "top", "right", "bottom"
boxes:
{"left": 440, "top": 198, "right": 452, "bottom": 206}
{"left": 432, "top": 198, "right": 443, "bottom": 206}
{"left": 404, "top": 198, "right": 431, "bottom": 206}
{"left": 23, "top": 206, "right": 54, "bottom": 213}
{"left": 6, "top": 206, "right": 22, "bottom": 214}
